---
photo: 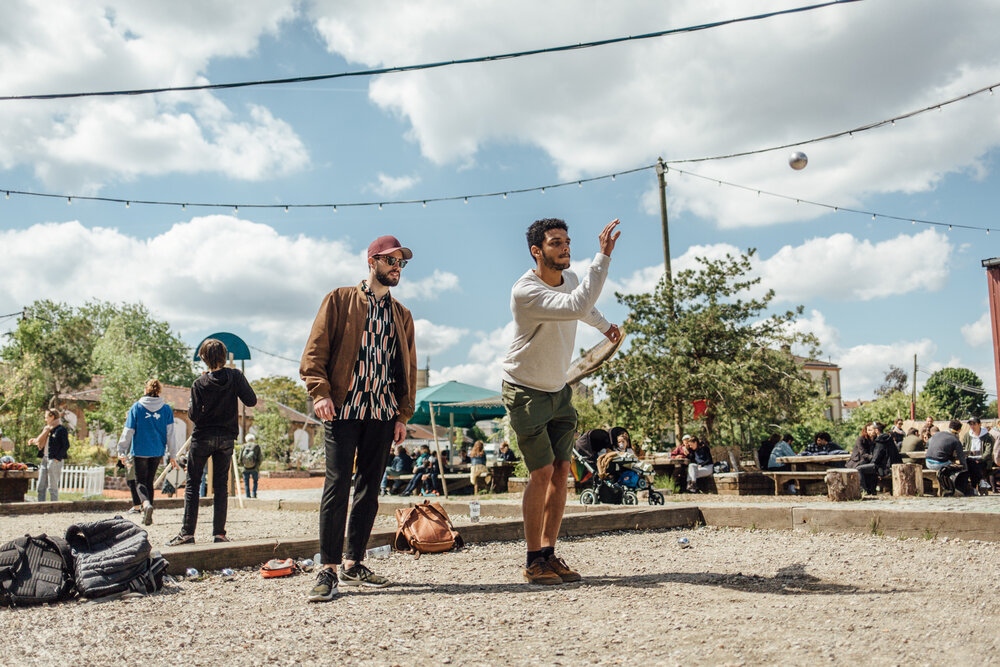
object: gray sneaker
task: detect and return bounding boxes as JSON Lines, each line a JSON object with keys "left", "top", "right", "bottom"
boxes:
{"left": 338, "top": 562, "right": 390, "bottom": 588}
{"left": 307, "top": 568, "right": 339, "bottom": 602}
{"left": 142, "top": 502, "right": 153, "bottom": 526}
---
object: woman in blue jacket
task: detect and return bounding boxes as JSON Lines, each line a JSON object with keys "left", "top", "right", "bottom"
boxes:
{"left": 117, "top": 379, "right": 178, "bottom": 526}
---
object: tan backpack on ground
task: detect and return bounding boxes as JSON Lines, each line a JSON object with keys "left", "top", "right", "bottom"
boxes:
{"left": 393, "top": 500, "right": 464, "bottom": 558}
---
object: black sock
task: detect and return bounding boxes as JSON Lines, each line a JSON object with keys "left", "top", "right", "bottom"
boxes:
{"left": 527, "top": 550, "right": 543, "bottom": 567}
{"left": 540, "top": 546, "right": 555, "bottom": 560}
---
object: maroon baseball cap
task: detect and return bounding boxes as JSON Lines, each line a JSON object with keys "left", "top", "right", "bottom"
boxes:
{"left": 367, "top": 235, "right": 412, "bottom": 260}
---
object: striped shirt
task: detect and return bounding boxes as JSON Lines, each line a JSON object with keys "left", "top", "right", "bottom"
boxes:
{"left": 339, "top": 281, "right": 399, "bottom": 421}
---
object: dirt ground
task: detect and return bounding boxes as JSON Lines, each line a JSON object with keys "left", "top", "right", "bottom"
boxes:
{"left": 5, "top": 522, "right": 1000, "bottom": 665}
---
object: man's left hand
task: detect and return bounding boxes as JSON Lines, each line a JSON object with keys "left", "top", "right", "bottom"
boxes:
{"left": 604, "top": 324, "right": 622, "bottom": 344}
{"left": 393, "top": 422, "right": 407, "bottom": 445}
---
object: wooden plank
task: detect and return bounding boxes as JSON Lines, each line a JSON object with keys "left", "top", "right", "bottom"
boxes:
{"left": 163, "top": 506, "right": 701, "bottom": 574}
{"left": 792, "top": 507, "right": 1000, "bottom": 541}
{"left": 698, "top": 505, "right": 794, "bottom": 530}
{"left": 0, "top": 496, "right": 214, "bottom": 516}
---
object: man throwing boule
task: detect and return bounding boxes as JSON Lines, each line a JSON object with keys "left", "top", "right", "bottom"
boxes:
{"left": 502, "top": 217, "right": 621, "bottom": 584}
{"left": 300, "top": 235, "right": 417, "bottom": 602}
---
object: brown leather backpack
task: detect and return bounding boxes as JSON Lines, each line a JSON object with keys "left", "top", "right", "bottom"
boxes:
{"left": 393, "top": 501, "right": 463, "bottom": 558}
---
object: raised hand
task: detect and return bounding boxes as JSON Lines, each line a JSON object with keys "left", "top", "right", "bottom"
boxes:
{"left": 598, "top": 219, "right": 621, "bottom": 256}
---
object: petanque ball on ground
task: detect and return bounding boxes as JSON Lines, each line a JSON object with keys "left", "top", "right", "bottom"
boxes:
{"left": 789, "top": 151, "right": 808, "bottom": 170}
{"left": 677, "top": 537, "right": 691, "bottom": 548}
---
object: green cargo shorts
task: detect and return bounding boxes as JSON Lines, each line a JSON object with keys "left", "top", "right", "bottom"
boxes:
{"left": 501, "top": 380, "right": 577, "bottom": 472}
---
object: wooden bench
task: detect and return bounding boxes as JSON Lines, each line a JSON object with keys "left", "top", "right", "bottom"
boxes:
{"left": 762, "top": 471, "right": 829, "bottom": 495}
{"left": 385, "top": 472, "right": 472, "bottom": 494}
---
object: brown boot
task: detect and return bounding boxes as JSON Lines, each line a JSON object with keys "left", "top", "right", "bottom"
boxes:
{"left": 523, "top": 558, "right": 562, "bottom": 585}
{"left": 546, "top": 555, "right": 581, "bottom": 582}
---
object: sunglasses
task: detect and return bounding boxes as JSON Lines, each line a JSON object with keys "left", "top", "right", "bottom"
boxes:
{"left": 375, "top": 255, "right": 408, "bottom": 268}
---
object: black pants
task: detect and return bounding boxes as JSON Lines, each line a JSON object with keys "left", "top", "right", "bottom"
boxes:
{"left": 182, "top": 436, "right": 233, "bottom": 537}
{"left": 127, "top": 478, "right": 141, "bottom": 506}
{"left": 855, "top": 463, "right": 879, "bottom": 494}
{"left": 319, "top": 419, "right": 394, "bottom": 565}
{"left": 133, "top": 457, "right": 161, "bottom": 506}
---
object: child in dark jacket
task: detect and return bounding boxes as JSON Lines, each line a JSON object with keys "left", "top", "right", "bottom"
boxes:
{"left": 168, "top": 338, "right": 257, "bottom": 546}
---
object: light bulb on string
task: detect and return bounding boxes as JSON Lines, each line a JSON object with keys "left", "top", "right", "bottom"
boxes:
{"left": 4, "top": 192, "right": 8, "bottom": 199}
{"left": 948, "top": 225, "right": 953, "bottom": 231}
{"left": 378, "top": 203, "right": 383, "bottom": 211}
{"left": 422, "top": 201, "right": 426, "bottom": 208}
{"left": 464, "top": 197, "right": 468, "bottom": 204}
{"left": 541, "top": 187, "right": 545, "bottom": 194}
{"left": 578, "top": 181, "right": 582, "bottom": 188}
{"left": 503, "top": 193, "right": 507, "bottom": 199}
{"left": 67, "top": 197, "right": 71, "bottom": 205}
{"left": 284, "top": 206, "right": 289, "bottom": 213}
{"left": 234, "top": 205, "right": 239, "bottom": 214}
{"left": 611, "top": 174, "right": 616, "bottom": 181}
{"left": 125, "top": 201, "right": 129, "bottom": 208}
{"left": 333, "top": 205, "right": 337, "bottom": 213}
{"left": 182, "top": 204, "right": 186, "bottom": 211}
{"left": 872, "top": 214, "right": 876, "bottom": 220}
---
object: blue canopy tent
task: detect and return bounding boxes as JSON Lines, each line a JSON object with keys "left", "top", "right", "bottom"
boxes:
{"left": 410, "top": 381, "right": 505, "bottom": 428}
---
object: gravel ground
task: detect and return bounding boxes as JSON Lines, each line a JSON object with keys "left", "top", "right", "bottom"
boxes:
{"left": 0, "top": 507, "right": 400, "bottom": 547}
{"left": 6, "top": 524, "right": 1000, "bottom": 665}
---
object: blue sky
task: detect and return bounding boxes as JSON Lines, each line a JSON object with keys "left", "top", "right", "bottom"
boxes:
{"left": 1, "top": 0, "right": 999, "bottom": 402}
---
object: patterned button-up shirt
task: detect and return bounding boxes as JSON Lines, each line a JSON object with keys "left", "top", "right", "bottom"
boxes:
{"left": 339, "top": 281, "right": 399, "bottom": 421}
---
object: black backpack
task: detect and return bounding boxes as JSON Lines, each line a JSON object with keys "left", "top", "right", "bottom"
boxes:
{"left": 66, "top": 516, "right": 169, "bottom": 599}
{"left": 0, "top": 534, "right": 76, "bottom": 607}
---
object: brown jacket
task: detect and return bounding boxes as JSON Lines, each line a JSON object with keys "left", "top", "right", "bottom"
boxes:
{"left": 300, "top": 282, "right": 417, "bottom": 423}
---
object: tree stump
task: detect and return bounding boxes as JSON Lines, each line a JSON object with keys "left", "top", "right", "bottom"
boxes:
{"left": 891, "top": 463, "right": 921, "bottom": 497}
{"left": 826, "top": 468, "right": 861, "bottom": 501}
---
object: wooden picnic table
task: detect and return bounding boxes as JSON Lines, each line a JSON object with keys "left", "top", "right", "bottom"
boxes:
{"left": 775, "top": 453, "right": 850, "bottom": 471}
{"left": 0, "top": 469, "right": 37, "bottom": 503}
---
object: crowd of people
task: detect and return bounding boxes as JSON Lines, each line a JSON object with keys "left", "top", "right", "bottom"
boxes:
{"left": 379, "top": 440, "right": 519, "bottom": 497}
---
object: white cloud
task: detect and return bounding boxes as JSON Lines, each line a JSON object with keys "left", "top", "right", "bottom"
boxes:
{"left": 414, "top": 319, "right": 467, "bottom": 356}
{"left": 0, "top": 2, "right": 307, "bottom": 190}
{"left": 0, "top": 216, "right": 458, "bottom": 355}
{"left": 370, "top": 173, "right": 421, "bottom": 197}
{"left": 309, "top": 0, "right": 1000, "bottom": 228}
{"left": 961, "top": 312, "right": 992, "bottom": 347}
{"left": 392, "top": 269, "right": 460, "bottom": 301}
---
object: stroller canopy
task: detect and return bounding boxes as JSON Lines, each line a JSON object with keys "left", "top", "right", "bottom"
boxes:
{"left": 575, "top": 429, "right": 611, "bottom": 460}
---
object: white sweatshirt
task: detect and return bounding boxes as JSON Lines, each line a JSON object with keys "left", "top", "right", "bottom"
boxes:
{"left": 502, "top": 253, "right": 611, "bottom": 392}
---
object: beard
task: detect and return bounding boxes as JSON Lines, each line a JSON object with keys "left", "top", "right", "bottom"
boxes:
{"left": 540, "top": 250, "right": 570, "bottom": 271}
{"left": 374, "top": 265, "right": 399, "bottom": 287}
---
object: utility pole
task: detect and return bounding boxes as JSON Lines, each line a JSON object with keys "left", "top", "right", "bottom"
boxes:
{"left": 911, "top": 353, "right": 917, "bottom": 420}
{"left": 656, "top": 158, "right": 673, "bottom": 286}
{"left": 656, "top": 157, "right": 683, "bottom": 443}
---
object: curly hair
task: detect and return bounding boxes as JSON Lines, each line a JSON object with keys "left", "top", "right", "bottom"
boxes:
{"left": 525, "top": 218, "right": 568, "bottom": 258}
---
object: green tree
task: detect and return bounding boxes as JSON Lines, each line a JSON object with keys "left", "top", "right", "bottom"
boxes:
{"left": 571, "top": 390, "right": 611, "bottom": 433}
{"left": 0, "top": 353, "right": 50, "bottom": 461}
{"left": 253, "top": 375, "right": 309, "bottom": 414}
{"left": 875, "top": 365, "right": 908, "bottom": 398}
{"left": 87, "top": 317, "right": 156, "bottom": 435}
{"left": 920, "top": 367, "right": 987, "bottom": 419}
{"left": 599, "top": 249, "right": 823, "bottom": 448}
{"left": 81, "top": 301, "right": 196, "bottom": 386}
{"left": 254, "top": 404, "right": 291, "bottom": 464}
{"left": 845, "top": 390, "right": 936, "bottom": 436}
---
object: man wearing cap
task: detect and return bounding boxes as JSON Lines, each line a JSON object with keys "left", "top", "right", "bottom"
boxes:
{"left": 300, "top": 235, "right": 417, "bottom": 602}
{"left": 502, "top": 217, "right": 621, "bottom": 585}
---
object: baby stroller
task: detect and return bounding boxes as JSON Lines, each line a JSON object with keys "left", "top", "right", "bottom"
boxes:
{"left": 572, "top": 430, "right": 665, "bottom": 505}
{"left": 608, "top": 426, "right": 662, "bottom": 503}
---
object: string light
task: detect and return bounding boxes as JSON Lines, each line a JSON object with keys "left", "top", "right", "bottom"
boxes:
{"left": 284, "top": 205, "right": 289, "bottom": 212}
{"left": 234, "top": 205, "right": 238, "bottom": 214}
{"left": 503, "top": 193, "right": 507, "bottom": 199}
{"left": 611, "top": 174, "right": 616, "bottom": 181}
{"left": 464, "top": 197, "right": 468, "bottom": 204}
{"left": 4, "top": 191, "right": 8, "bottom": 199}
{"left": 378, "top": 203, "right": 383, "bottom": 210}
{"left": 0, "top": 1, "right": 861, "bottom": 102}
{"left": 125, "top": 201, "right": 129, "bottom": 208}
{"left": 181, "top": 203, "right": 186, "bottom": 211}
{"left": 541, "top": 187, "right": 545, "bottom": 194}
{"left": 66, "top": 197, "right": 71, "bottom": 204}
{"left": 578, "top": 181, "right": 583, "bottom": 188}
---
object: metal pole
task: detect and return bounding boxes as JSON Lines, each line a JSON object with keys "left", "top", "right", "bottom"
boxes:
{"left": 911, "top": 353, "right": 917, "bottom": 421}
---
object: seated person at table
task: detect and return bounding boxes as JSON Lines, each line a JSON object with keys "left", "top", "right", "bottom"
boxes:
{"left": 685, "top": 437, "right": 713, "bottom": 493}
{"left": 756, "top": 433, "right": 781, "bottom": 470}
{"left": 961, "top": 416, "right": 994, "bottom": 494}
{"left": 847, "top": 422, "right": 878, "bottom": 493}
{"left": 926, "top": 420, "right": 971, "bottom": 497}
{"left": 899, "top": 428, "right": 924, "bottom": 463}
{"left": 610, "top": 426, "right": 642, "bottom": 458}
{"left": 381, "top": 445, "right": 413, "bottom": 495}
{"left": 401, "top": 445, "right": 434, "bottom": 496}
{"left": 672, "top": 434, "right": 693, "bottom": 459}
{"left": 497, "top": 442, "right": 518, "bottom": 462}
{"left": 469, "top": 440, "right": 490, "bottom": 491}
{"left": 768, "top": 434, "right": 796, "bottom": 470}
{"left": 801, "top": 431, "right": 845, "bottom": 456}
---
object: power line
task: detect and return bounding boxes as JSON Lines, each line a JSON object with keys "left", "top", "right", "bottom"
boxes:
{"left": 668, "top": 166, "right": 994, "bottom": 234}
{"left": 1, "top": 76, "right": 995, "bottom": 225}
{"left": 0, "top": 1, "right": 862, "bottom": 102}
{"left": 248, "top": 345, "right": 300, "bottom": 365}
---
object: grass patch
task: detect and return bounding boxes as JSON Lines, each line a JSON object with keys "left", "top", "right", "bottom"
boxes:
{"left": 655, "top": 474, "right": 679, "bottom": 494}
{"left": 868, "top": 515, "right": 884, "bottom": 537}
{"left": 922, "top": 528, "right": 938, "bottom": 540}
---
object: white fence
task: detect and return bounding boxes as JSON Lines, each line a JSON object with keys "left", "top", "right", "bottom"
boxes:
{"left": 30, "top": 465, "right": 105, "bottom": 497}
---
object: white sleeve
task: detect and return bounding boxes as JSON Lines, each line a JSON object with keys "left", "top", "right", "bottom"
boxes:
{"left": 513, "top": 254, "right": 610, "bottom": 321}
{"left": 581, "top": 306, "right": 611, "bottom": 333}
{"left": 165, "top": 423, "right": 176, "bottom": 459}
{"left": 117, "top": 428, "right": 134, "bottom": 457}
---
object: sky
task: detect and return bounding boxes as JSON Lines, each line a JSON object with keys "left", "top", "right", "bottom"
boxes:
{"left": 1, "top": 0, "right": 999, "bottom": 404}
